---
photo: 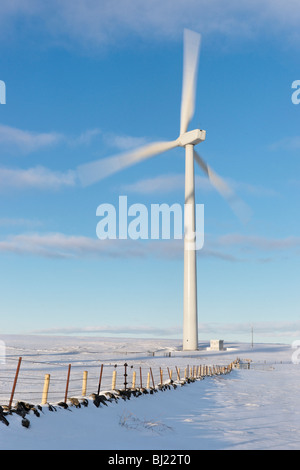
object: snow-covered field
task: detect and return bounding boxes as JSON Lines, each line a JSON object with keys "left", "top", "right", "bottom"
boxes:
{"left": 0, "top": 335, "right": 300, "bottom": 450}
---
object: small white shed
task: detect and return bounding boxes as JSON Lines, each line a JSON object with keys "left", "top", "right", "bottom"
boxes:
{"left": 209, "top": 339, "right": 224, "bottom": 351}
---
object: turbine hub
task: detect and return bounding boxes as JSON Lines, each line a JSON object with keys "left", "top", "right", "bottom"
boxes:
{"left": 177, "top": 129, "right": 206, "bottom": 147}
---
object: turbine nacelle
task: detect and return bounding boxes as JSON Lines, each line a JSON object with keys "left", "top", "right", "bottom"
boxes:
{"left": 177, "top": 129, "right": 206, "bottom": 147}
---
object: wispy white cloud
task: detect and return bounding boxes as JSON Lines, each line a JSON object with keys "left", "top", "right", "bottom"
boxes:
{"left": 0, "top": 166, "right": 76, "bottom": 190}
{"left": 0, "top": 232, "right": 183, "bottom": 259}
{"left": 0, "top": 122, "right": 148, "bottom": 155}
{"left": 228, "top": 180, "right": 278, "bottom": 198}
{"left": 122, "top": 174, "right": 188, "bottom": 194}
{"left": 0, "top": 217, "right": 42, "bottom": 228}
{"left": 269, "top": 136, "right": 300, "bottom": 151}
{"left": 29, "top": 320, "right": 300, "bottom": 343}
{"left": 101, "top": 132, "right": 148, "bottom": 151}
{"left": 67, "top": 128, "right": 147, "bottom": 149}
{"left": 124, "top": 174, "right": 212, "bottom": 194}
{"left": 217, "top": 233, "right": 300, "bottom": 251}
{"left": 0, "top": 124, "right": 63, "bottom": 154}
{"left": 0, "top": 232, "right": 154, "bottom": 259}
{"left": 0, "top": 123, "right": 153, "bottom": 191}
{"left": 0, "top": 0, "right": 299, "bottom": 50}
{"left": 70, "top": 128, "right": 102, "bottom": 146}
{"left": 30, "top": 324, "right": 181, "bottom": 337}
{"left": 0, "top": 230, "right": 299, "bottom": 262}
{"left": 0, "top": 232, "right": 97, "bottom": 258}
{"left": 199, "top": 320, "right": 300, "bottom": 341}
{"left": 122, "top": 173, "right": 277, "bottom": 198}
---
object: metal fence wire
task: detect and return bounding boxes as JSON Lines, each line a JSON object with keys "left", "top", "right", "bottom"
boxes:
{"left": 0, "top": 356, "right": 238, "bottom": 409}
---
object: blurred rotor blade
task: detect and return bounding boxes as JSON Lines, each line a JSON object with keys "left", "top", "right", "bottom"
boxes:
{"left": 194, "top": 149, "right": 251, "bottom": 223}
{"left": 180, "top": 29, "right": 201, "bottom": 136}
{"left": 77, "top": 140, "right": 178, "bottom": 186}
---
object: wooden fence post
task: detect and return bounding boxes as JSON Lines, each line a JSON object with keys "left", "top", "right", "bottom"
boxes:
{"left": 64, "top": 364, "right": 71, "bottom": 403}
{"left": 132, "top": 371, "right": 136, "bottom": 389}
{"left": 140, "top": 367, "right": 143, "bottom": 388}
{"left": 146, "top": 372, "right": 150, "bottom": 389}
{"left": 97, "top": 364, "right": 103, "bottom": 395}
{"left": 41, "top": 374, "right": 50, "bottom": 405}
{"left": 150, "top": 367, "right": 155, "bottom": 388}
{"left": 112, "top": 370, "right": 117, "bottom": 390}
{"left": 8, "top": 357, "right": 22, "bottom": 409}
{"left": 82, "top": 371, "right": 88, "bottom": 396}
{"left": 167, "top": 367, "right": 173, "bottom": 381}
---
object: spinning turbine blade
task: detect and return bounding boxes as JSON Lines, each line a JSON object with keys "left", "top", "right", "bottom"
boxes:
{"left": 77, "top": 140, "right": 178, "bottom": 186}
{"left": 180, "top": 29, "right": 201, "bottom": 136}
{"left": 194, "top": 150, "right": 233, "bottom": 198}
{"left": 194, "top": 150, "right": 251, "bottom": 223}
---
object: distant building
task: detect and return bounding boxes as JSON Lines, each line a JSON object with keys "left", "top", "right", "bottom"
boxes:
{"left": 208, "top": 339, "right": 224, "bottom": 351}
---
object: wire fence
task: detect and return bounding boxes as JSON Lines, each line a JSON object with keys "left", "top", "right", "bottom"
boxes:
{"left": 0, "top": 355, "right": 239, "bottom": 409}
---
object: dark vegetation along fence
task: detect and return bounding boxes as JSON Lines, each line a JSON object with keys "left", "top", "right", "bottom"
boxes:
{"left": 0, "top": 357, "right": 241, "bottom": 429}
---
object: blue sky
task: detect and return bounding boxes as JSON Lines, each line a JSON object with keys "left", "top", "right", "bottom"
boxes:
{"left": 0, "top": 0, "right": 300, "bottom": 344}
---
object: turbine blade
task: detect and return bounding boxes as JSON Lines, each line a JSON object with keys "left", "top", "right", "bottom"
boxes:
{"left": 77, "top": 140, "right": 178, "bottom": 186}
{"left": 180, "top": 29, "right": 201, "bottom": 136}
{"left": 194, "top": 150, "right": 251, "bottom": 223}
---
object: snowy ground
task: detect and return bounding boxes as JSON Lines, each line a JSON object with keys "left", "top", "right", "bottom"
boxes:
{"left": 0, "top": 335, "right": 299, "bottom": 450}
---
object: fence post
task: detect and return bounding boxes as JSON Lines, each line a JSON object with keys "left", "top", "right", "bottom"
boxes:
{"left": 150, "top": 367, "right": 155, "bottom": 388}
{"left": 146, "top": 372, "right": 150, "bottom": 389}
{"left": 97, "top": 364, "right": 104, "bottom": 395}
{"left": 112, "top": 370, "right": 117, "bottom": 390}
{"left": 82, "top": 371, "right": 88, "bottom": 396}
{"left": 175, "top": 366, "right": 180, "bottom": 380}
{"left": 132, "top": 371, "right": 136, "bottom": 389}
{"left": 139, "top": 367, "right": 142, "bottom": 389}
{"left": 8, "top": 357, "right": 22, "bottom": 409}
{"left": 160, "top": 367, "right": 163, "bottom": 385}
{"left": 41, "top": 374, "right": 50, "bottom": 405}
{"left": 64, "top": 364, "right": 71, "bottom": 403}
{"left": 124, "top": 363, "right": 128, "bottom": 390}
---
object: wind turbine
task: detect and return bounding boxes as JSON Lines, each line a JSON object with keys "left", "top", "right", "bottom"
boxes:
{"left": 77, "top": 29, "right": 246, "bottom": 351}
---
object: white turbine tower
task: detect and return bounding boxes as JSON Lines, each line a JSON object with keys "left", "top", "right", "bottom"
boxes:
{"left": 77, "top": 29, "right": 247, "bottom": 351}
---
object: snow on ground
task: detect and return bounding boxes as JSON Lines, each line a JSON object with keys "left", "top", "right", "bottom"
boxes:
{"left": 0, "top": 335, "right": 300, "bottom": 450}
